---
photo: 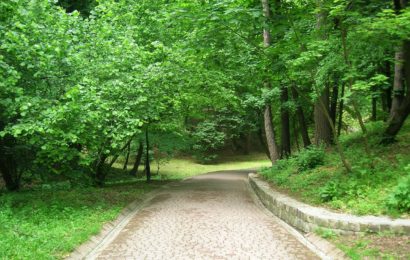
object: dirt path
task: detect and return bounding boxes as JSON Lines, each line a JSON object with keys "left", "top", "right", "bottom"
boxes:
{"left": 90, "top": 170, "right": 320, "bottom": 259}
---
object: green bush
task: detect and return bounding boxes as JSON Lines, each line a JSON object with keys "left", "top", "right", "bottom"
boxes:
{"left": 191, "top": 121, "right": 225, "bottom": 164}
{"left": 386, "top": 169, "right": 410, "bottom": 212}
{"left": 296, "top": 145, "right": 325, "bottom": 171}
{"left": 319, "top": 181, "right": 340, "bottom": 202}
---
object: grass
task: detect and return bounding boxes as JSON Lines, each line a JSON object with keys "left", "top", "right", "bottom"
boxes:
{"left": 0, "top": 152, "right": 269, "bottom": 259}
{"left": 111, "top": 152, "right": 271, "bottom": 180}
{"left": 260, "top": 121, "right": 410, "bottom": 217}
{"left": 0, "top": 182, "right": 158, "bottom": 259}
{"left": 315, "top": 229, "right": 410, "bottom": 259}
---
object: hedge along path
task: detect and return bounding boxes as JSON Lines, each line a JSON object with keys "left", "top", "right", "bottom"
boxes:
{"left": 249, "top": 173, "right": 410, "bottom": 235}
{"left": 76, "top": 170, "right": 323, "bottom": 259}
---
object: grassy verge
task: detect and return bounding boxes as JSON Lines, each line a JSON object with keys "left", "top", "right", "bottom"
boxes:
{"left": 316, "top": 229, "right": 410, "bottom": 259}
{"left": 260, "top": 121, "right": 410, "bottom": 218}
{"left": 0, "top": 182, "right": 159, "bottom": 259}
{"left": 0, "top": 153, "right": 269, "bottom": 259}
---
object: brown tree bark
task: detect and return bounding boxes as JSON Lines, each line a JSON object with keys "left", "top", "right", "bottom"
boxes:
{"left": 337, "top": 83, "right": 345, "bottom": 136}
{"left": 291, "top": 87, "right": 311, "bottom": 147}
{"left": 280, "top": 87, "right": 291, "bottom": 158}
{"left": 329, "top": 80, "right": 339, "bottom": 126}
{"left": 314, "top": 1, "right": 332, "bottom": 146}
{"left": 95, "top": 153, "right": 108, "bottom": 187}
{"left": 384, "top": 40, "right": 410, "bottom": 141}
{"left": 144, "top": 127, "right": 151, "bottom": 182}
{"left": 383, "top": 0, "right": 410, "bottom": 142}
{"left": 129, "top": 141, "right": 144, "bottom": 176}
{"left": 123, "top": 143, "right": 131, "bottom": 170}
{"left": 261, "top": 0, "right": 280, "bottom": 164}
{"left": 314, "top": 86, "right": 332, "bottom": 145}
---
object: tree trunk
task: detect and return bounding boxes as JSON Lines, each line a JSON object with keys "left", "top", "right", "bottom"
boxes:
{"left": 329, "top": 80, "right": 339, "bottom": 126}
{"left": 261, "top": 0, "right": 280, "bottom": 164}
{"left": 383, "top": 0, "right": 410, "bottom": 142}
{"left": 95, "top": 153, "right": 108, "bottom": 187}
{"left": 291, "top": 87, "right": 311, "bottom": 147}
{"left": 129, "top": 141, "right": 143, "bottom": 176}
{"left": 258, "top": 125, "right": 271, "bottom": 159}
{"left": 0, "top": 145, "right": 19, "bottom": 191}
{"left": 384, "top": 40, "right": 410, "bottom": 142}
{"left": 371, "top": 87, "right": 377, "bottom": 121}
{"left": 390, "top": 48, "right": 405, "bottom": 115}
{"left": 314, "top": 86, "right": 332, "bottom": 145}
{"left": 381, "top": 61, "right": 393, "bottom": 116}
{"left": 337, "top": 83, "right": 345, "bottom": 136}
{"left": 264, "top": 105, "right": 280, "bottom": 163}
{"left": 293, "top": 117, "right": 300, "bottom": 152}
{"left": 0, "top": 121, "right": 20, "bottom": 191}
{"left": 280, "top": 86, "right": 291, "bottom": 158}
{"left": 314, "top": 1, "right": 332, "bottom": 146}
{"left": 123, "top": 143, "right": 131, "bottom": 170}
{"left": 144, "top": 127, "right": 151, "bottom": 182}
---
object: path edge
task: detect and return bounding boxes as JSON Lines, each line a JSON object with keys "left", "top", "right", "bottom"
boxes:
{"left": 246, "top": 173, "right": 348, "bottom": 260}
{"left": 66, "top": 181, "right": 180, "bottom": 260}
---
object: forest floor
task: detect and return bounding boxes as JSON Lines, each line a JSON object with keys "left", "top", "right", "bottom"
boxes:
{"left": 260, "top": 121, "right": 410, "bottom": 259}
{"left": 0, "top": 153, "right": 269, "bottom": 259}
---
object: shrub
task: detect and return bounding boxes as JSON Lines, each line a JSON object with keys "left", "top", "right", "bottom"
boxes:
{"left": 386, "top": 169, "right": 410, "bottom": 213}
{"left": 296, "top": 145, "right": 325, "bottom": 171}
{"left": 191, "top": 121, "right": 225, "bottom": 164}
{"left": 319, "top": 181, "right": 340, "bottom": 202}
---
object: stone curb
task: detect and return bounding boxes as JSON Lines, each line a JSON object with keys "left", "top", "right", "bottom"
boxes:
{"left": 245, "top": 178, "right": 347, "bottom": 259}
{"left": 249, "top": 173, "right": 410, "bottom": 235}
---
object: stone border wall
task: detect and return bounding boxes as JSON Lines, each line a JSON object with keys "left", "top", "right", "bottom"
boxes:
{"left": 249, "top": 173, "right": 410, "bottom": 235}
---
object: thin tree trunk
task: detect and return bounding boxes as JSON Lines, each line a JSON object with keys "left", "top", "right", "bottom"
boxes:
{"left": 330, "top": 80, "right": 339, "bottom": 126}
{"left": 258, "top": 125, "right": 271, "bottom": 159}
{"left": 381, "top": 60, "right": 393, "bottom": 116}
{"left": 95, "top": 153, "right": 108, "bottom": 187}
{"left": 314, "top": 1, "right": 332, "bottom": 146}
{"left": 314, "top": 86, "right": 332, "bottom": 145}
{"left": 261, "top": 0, "right": 280, "bottom": 164}
{"left": 123, "top": 143, "right": 131, "bottom": 170}
{"left": 144, "top": 127, "right": 151, "bottom": 182}
{"left": 291, "top": 87, "right": 311, "bottom": 147}
{"left": 337, "top": 83, "right": 345, "bottom": 136}
{"left": 264, "top": 105, "right": 280, "bottom": 162}
{"left": 280, "top": 86, "right": 291, "bottom": 158}
{"left": 341, "top": 27, "right": 372, "bottom": 162}
{"left": 371, "top": 87, "right": 377, "bottom": 121}
{"left": 129, "top": 141, "right": 143, "bottom": 176}
{"left": 293, "top": 117, "right": 300, "bottom": 152}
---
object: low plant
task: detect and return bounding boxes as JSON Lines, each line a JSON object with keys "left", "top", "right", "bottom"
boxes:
{"left": 296, "top": 145, "right": 325, "bottom": 171}
{"left": 386, "top": 167, "right": 410, "bottom": 213}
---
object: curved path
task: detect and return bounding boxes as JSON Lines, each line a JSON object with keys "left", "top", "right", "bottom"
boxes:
{"left": 91, "top": 170, "right": 319, "bottom": 259}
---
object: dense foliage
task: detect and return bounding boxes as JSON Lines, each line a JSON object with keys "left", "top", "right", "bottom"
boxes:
{"left": 1, "top": 0, "right": 410, "bottom": 216}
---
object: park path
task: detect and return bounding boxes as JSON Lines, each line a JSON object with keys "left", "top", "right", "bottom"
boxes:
{"left": 91, "top": 170, "right": 320, "bottom": 259}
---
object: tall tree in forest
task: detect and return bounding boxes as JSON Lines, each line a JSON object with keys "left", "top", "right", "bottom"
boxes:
{"left": 261, "top": 0, "right": 280, "bottom": 163}
{"left": 314, "top": 1, "right": 332, "bottom": 146}
{"left": 384, "top": 0, "right": 410, "bottom": 142}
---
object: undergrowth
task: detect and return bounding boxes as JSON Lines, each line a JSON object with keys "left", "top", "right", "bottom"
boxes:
{"left": 261, "top": 121, "right": 410, "bottom": 217}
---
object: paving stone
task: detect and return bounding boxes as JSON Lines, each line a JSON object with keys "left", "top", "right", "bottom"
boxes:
{"left": 93, "top": 170, "right": 319, "bottom": 259}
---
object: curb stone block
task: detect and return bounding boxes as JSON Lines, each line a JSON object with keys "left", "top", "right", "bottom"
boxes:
{"left": 248, "top": 173, "right": 410, "bottom": 235}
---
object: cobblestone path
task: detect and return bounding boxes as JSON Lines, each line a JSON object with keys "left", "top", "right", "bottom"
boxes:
{"left": 92, "top": 170, "right": 319, "bottom": 259}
